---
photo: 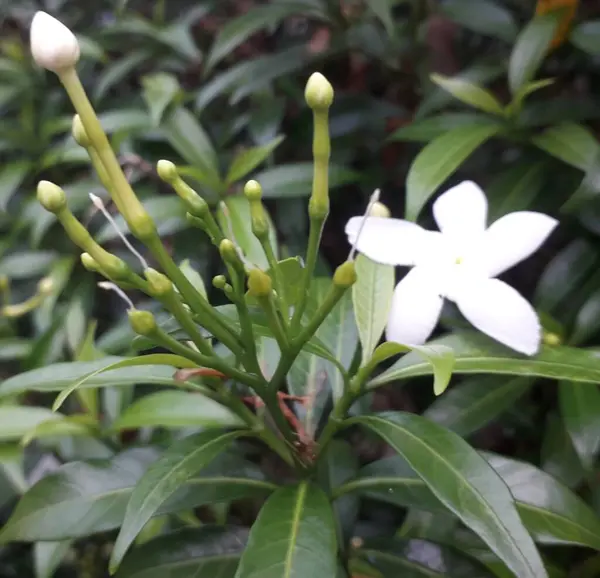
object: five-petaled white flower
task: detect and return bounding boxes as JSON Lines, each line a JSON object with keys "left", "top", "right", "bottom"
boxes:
{"left": 345, "top": 181, "right": 558, "bottom": 355}
{"left": 30, "top": 11, "right": 80, "bottom": 72}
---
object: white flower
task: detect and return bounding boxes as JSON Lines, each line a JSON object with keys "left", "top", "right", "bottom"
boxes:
{"left": 345, "top": 181, "right": 558, "bottom": 355}
{"left": 30, "top": 11, "right": 80, "bottom": 72}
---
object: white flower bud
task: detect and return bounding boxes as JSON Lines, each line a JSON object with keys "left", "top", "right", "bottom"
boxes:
{"left": 30, "top": 11, "right": 80, "bottom": 72}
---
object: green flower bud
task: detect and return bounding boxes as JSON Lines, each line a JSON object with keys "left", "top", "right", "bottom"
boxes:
{"left": 543, "top": 331, "right": 562, "bottom": 346}
{"left": 127, "top": 204, "right": 156, "bottom": 241}
{"left": 368, "top": 201, "right": 391, "bottom": 218}
{"left": 37, "top": 180, "right": 67, "bottom": 213}
{"left": 156, "top": 159, "right": 178, "bottom": 183}
{"left": 128, "top": 309, "right": 157, "bottom": 336}
{"left": 37, "top": 277, "right": 54, "bottom": 296}
{"left": 247, "top": 268, "right": 272, "bottom": 297}
{"left": 212, "top": 275, "right": 227, "bottom": 290}
{"left": 80, "top": 252, "right": 99, "bottom": 272}
{"left": 305, "top": 72, "right": 334, "bottom": 111}
{"left": 243, "top": 180, "right": 262, "bottom": 202}
{"left": 219, "top": 239, "right": 243, "bottom": 269}
{"left": 333, "top": 260, "right": 357, "bottom": 288}
{"left": 72, "top": 114, "right": 90, "bottom": 148}
{"left": 144, "top": 268, "right": 173, "bottom": 297}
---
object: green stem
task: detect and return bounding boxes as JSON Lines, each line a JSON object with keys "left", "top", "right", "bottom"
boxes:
{"left": 259, "top": 293, "right": 290, "bottom": 353}
{"left": 261, "top": 239, "right": 289, "bottom": 323}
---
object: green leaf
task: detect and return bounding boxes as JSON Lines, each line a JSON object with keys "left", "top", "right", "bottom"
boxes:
{"left": 141, "top": 72, "right": 181, "bottom": 126}
{"left": 52, "top": 354, "right": 199, "bottom": 411}
{"left": 440, "top": 0, "right": 517, "bottom": 42}
{"left": 0, "top": 161, "right": 30, "bottom": 212}
{"left": 112, "top": 391, "right": 244, "bottom": 430}
{"left": 405, "top": 123, "right": 500, "bottom": 221}
{"left": 34, "top": 541, "right": 73, "bottom": 578}
{"left": 0, "top": 450, "right": 274, "bottom": 542}
{"left": 94, "top": 51, "right": 148, "bottom": 102}
{"left": 253, "top": 163, "right": 359, "bottom": 198}
{"left": 531, "top": 122, "right": 599, "bottom": 170}
{"left": 339, "top": 452, "right": 600, "bottom": 550}
{"left": 424, "top": 377, "right": 532, "bottom": 437}
{"left": 179, "top": 259, "right": 207, "bottom": 298}
{"left": 559, "top": 381, "right": 600, "bottom": 471}
{"left": 570, "top": 20, "right": 600, "bottom": 56}
{"left": 0, "top": 251, "right": 57, "bottom": 279}
{"left": 352, "top": 255, "right": 395, "bottom": 364}
{"left": 365, "top": 0, "right": 395, "bottom": 37}
{"left": 272, "top": 257, "right": 304, "bottom": 307}
{"left": 0, "top": 357, "right": 188, "bottom": 398}
{"left": 430, "top": 73, "right": 504, "bottom": 115}
{"left": 205, "top": 3, "right": 319, "bottom": 72}
{"left": 110, "top": 430, "right": 245, "bottom": 572}
{"left": 115, "top": 526, "right": 246, "bottom": 578}
{"left": 508, "top": 12, "right": 560, "bottom": 95}
{"left": 0, "top": 406, "right": 63, "bottom": 442}
{"left": 369, "top": 332, "right": 600, "bottom": 388}
{"left": 234, "top": 482, "right": 338, "bottom": 578}
{"left": 367, "top": 342, "right": 455, "bottom": 396}
{"left": 346, "top": 414, "right": 548, "bottom": 577}
{"left": 354, "top": 537, "right": 495, "bottom": 577}
{"left": 217, "top": 195, "right": 278, "bottom": 269}
{"left": 388, "top": 112, "right": 494, "bottom": 143}
{"left": 572, "top": 289, "right": 600, "bottom": 345}
{"left": 226, "top": 135, "right": 285, "bottom": 185}
{"left": 162, "top": 106, "right": 221, "bottom": 189}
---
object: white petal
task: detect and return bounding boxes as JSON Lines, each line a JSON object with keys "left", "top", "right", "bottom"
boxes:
{"left": 345, "top": 216, "right": 427, "bottom": 266}
{"left": 30, "top": 12, "right": 80, "bottom": 72}
{"left": 433, "top": 181, "right": 488, "bottom": 240}
{"left": 477, "top": 211, "right": 558, "bottom": 278}
{"left": 386, "top": 267, "right": 444, "bottom": 345}
{"left": 455, "top": 278, "right": 541, "bottom": 355}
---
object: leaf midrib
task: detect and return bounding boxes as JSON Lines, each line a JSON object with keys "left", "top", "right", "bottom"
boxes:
{"left": 283, "top": 482, "right": 308, "bottom": 578}
{"left": 361, "top": 416, "right": 540, "bottom": 578}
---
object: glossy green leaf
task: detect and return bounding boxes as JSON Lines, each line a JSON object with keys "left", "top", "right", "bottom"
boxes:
{"left": 572, "top": 289, "right": 600, "bottom": 345}
{"left": 348, "top": 413, "right": 547, "bottom": 577}
{"left": 369, "top": 332, "right": 600, "bottom": 388}
{"left": 94, "top": 51, "right": 149, "bottom": 102}
{"left": 352, "top": 254, "right": 395, "bottom": 365}
{"left": 179, "top": 259, "right": 207, "bottom": 298}
{"left": 226, "top": 135, "right": 285, "bottom": 185}
{"left": 0, "top": 161, "right": 29, "bottom": 211}
{"left": 430, "top": 73, "right": 504, "bottom": 115}
{"left": 34, "top": 541, "right": 73, "bottom": 578}
{"left": 508, "top": 12, "right": 560, "bottom": 95}
{"left": 112, "top": 391, "right": 244, "bottom": 430}
{"left": 405, "top": 123, "right": 500, "bottom": 221}
{"left": 0, "top": 338, "right": 33, "bottom": 361}
{"left": 0, "top": 251, "right": 57, "bottom": 279}
{"left": 541, "top": 412, "right": 584, "bottom": 489}
{"left": 141, "top": 72, "right": 180, "bottom": 126}
{"left": 205, "top": 3, "right": 319, "bottom": 71}
{"left": 115, "top": 526, "right": 246, "bottom": 578}
{"left": 162, "top": 106, "right": 221, "bottom": 189}
{"left": 0, "top": 357, "right": 188, "bottom": 397}
{"left": 21, "top": 415, "right": 96, "bottom": 446}
{"left": 424, "top": 377, "right": 532, "bottom": 437}
{"left": 271, "top": 257, "right": 304, "bottom": 307}
{"left": 0, "top": 449, "right": 274, "bottom": 542}
{"left": 531, "top": 122, "right": 599, "bottom": 170}
{"left": 52, "top": 354, "right": 199, "bottom": 411}
{"left": 559, "top": 382, "right": 600, "bottom": 471}
{"left": 354, "top": 537, "right": 495, "bottom": 577}
{"left": 441, "top": 0, "right": 517, "bottom": 42}
{"left": 217, "top": 195, "right": 278, "bottom": 269}
{"left": 253, "top": 162, "right": 359, "bottom": 198}
{"left": 367, "top": 342, "right": 455, "bottom": 396}
{"left": 388, "top": 112, "right": 494, "bottom": 143}
{"left": 570, "top": 20, "right": 600, "bottom": 56}
{"left": 234, "top": 482, "right": 337, "bottom": 578}
{"left": 110, "top": 430, "right": 245, "bottom": 572}
{"left": 0, "top": 406, "right": 63, "bottom": 442}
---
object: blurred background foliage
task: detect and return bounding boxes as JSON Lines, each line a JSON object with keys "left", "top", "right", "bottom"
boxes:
{"left": 3, "top": 0, "right": 600, "bottom": 576}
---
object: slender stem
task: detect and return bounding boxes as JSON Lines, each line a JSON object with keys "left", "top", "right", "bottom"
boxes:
{"left": 259, "top": 293, "right": 290, "bottom": 352}
{"left": 261, "top": 240, "right": 289, "bottom": 323}
{"left": 146, "top": 236, "right": 243, "bottom": 354}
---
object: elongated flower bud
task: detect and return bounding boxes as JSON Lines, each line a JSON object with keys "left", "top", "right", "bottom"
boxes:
{"left": 144, "top": 268, "right": 173, "bottom": 297}
{"left": 244, "top": 180, "right": 269, "bottom": 239}
{"left": 305, "top": 73, "right": 334, "bottom": 111}
{"left": 30, "top": 11, "right": 80, "bottom": 72}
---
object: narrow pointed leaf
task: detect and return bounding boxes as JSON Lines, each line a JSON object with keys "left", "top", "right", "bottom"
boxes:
{"left": 430, "top": 73, "right": 504, "bottom": 115}
{"left": 115, "top": 527, "right": 247, "bottom": 578}
{"left": 531, "top": 122, "right": 599, "bottom": 170}
{"left": 0, "top": 407, "right": 64, "bottom": 442}
{"left": 406, "top": 123, "right": 500, "bottom": 221}
{"left": 0, "top": 449, "right": 273, "bottom": 542}
{"left": 347, "top": 413, "right": 548, "bottom": 578}
{"left": 352, "top": 255, "right": 395, "bottom": 364}
{"left": 110, "top": 431, "right": 246, "bottom": 572}
{"left": 226, "top": 135, "right": 285, "bottom": 185}
{"left": 234, "top": 483, "right": 337, "bottom": 578}
{"left": 369, "top": 333, "right": 600, "bottom": 388}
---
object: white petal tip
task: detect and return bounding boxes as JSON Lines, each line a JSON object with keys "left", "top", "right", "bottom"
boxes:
{"left": 30, "top": 11, "right": 80, "bottom": 72}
